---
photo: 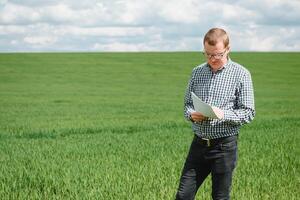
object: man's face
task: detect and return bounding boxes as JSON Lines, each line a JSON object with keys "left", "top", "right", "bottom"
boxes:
{"left": 204, "top": 41, "right": 229, "bottom": 70}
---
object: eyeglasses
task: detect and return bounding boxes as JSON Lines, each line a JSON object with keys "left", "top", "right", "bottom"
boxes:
{"left": 203, "top": 49, "right": 227, "bottom": 60}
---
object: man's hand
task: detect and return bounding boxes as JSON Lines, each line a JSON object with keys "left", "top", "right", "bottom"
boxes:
{"left": 191, "top": 112, "right": 208, "bottom": 122}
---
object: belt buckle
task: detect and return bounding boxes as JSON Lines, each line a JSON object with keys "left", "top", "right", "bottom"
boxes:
{"left": 202, "top": 138, "right": 210, "bottom": 147}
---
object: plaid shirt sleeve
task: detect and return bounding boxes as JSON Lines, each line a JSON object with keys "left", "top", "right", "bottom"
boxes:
{"left": 223, "top": 70, "right": 255, "bottom": 125}
{"left": 183, "top": 68, "right": 197, "bottom": 122}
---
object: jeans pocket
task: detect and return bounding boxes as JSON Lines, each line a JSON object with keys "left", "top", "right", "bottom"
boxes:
{"left": 213, "top": 141, "right": 238, "bottom": 173}
{"left": 220, "top": 140, "right": 237, "bottom": 151}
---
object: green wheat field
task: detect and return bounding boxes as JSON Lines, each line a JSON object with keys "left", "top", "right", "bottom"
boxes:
{"left": 0, "top": 52, "right": 299, "bottom": 199}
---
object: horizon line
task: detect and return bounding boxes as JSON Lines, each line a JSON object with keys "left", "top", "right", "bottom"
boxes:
{"left": 0, "top": 50, "right": 299, "bottom": 54}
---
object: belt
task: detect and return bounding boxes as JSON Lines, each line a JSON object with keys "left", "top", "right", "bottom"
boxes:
{"left": 194, "top": 135, "right": 237, "bottom": 147}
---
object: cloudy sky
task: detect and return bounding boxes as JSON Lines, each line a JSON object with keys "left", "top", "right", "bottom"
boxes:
{"left": 0, "top": 0, "right": 299, "bottom": 52}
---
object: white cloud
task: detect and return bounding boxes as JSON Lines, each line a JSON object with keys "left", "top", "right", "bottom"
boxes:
{"left": 0, "top": 0, "right": 7, "bottom": 5}
{"left": 221, "top": 4, "right": 258, "bottom": 23}
{"left": 0, "top": 0, "right": 299, "bottom": 52}
{"left": 228, "top": 25, "right": 300, "bottom": 51}
{"left": 44, "top": 4, "right": 74, "bottom": 22}
{"left": 23, "top": 35, "right": 57, "bottom": 45}
{"left": 0, "top": 3, "right": 40, "bottom": 24}
{"left": 0, "top": 25, "right": 26, "bottom": 34}
{"left": 10, "top": 40, "right": 18, "bottom": 45}
{"left": 0, "top": 1, "right": 111, "bottom": 25}
{"left": 117, "top": 0, "right": 149, "bottom": 24}
{"left": 93, "top": 42, "right": 152, "bottom": 52}
{"left": 57, "top": 26, "right": 146, "bottom": 37}
{"left": 158, "top": 0, "right": 203, "bottom": 24}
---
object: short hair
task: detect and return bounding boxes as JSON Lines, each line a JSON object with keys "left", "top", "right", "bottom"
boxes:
{"left": 203, "top": 28, "right": 229, "bottom": 48}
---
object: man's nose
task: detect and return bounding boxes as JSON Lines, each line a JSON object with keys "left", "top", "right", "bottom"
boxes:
{"left": 210, "top": 56, "right": 217, "bottom": 61}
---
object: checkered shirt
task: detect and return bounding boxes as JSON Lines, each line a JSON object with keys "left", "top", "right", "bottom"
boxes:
{"left": 184, "top": 59, "right": 255, "bottom": 139}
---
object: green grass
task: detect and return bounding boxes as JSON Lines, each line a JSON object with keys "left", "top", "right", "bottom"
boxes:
{"left": 0, "top": 52, "right": 299, "bottom": 199}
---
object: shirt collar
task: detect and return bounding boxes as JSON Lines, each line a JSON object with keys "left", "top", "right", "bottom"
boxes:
{"left": 223, "top": 58, "right": 232, "bottom": 69}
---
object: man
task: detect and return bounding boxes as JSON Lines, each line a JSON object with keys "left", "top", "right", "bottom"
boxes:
{"left": 175, "top": 28, "right": 255, "bottom": 200}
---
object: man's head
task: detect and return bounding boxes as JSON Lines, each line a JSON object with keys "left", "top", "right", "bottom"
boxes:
{"left": 203, "top": 28, "right": 230, "bottom": 70}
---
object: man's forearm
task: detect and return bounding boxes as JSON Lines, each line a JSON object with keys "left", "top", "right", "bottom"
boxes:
{"left": 223, "top": 108, "right": 255, "bottom": 125}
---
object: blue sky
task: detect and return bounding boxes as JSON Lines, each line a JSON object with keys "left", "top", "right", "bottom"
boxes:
{"left": 0, "top": 0, "right": 299, "bottom": 52}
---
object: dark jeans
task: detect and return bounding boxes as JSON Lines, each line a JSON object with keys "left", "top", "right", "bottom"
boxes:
{"left": 176, "top": 135, "right": 238, "bottom": 200}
